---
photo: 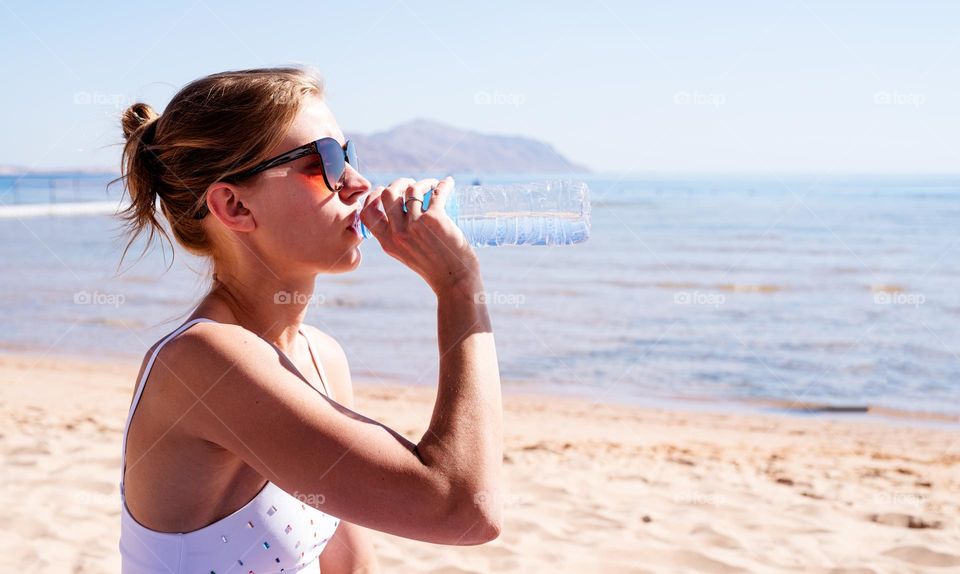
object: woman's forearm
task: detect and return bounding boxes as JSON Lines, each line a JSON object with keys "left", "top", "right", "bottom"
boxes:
{"left": 417, "top": 276, "right": 503, "bottom": 519}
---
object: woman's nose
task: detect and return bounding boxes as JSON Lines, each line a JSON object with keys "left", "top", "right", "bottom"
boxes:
{"left": 337, "top": 164, "right": 370, "bottom": 205}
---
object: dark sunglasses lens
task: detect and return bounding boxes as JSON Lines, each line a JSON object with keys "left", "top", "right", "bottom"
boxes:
{"left": 316, "top": 139, "right": 345, "bottom": 190}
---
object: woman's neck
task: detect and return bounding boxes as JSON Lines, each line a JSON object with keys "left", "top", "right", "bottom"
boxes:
{"left": 204, "top": 266, "right": 319, "bottom": 352}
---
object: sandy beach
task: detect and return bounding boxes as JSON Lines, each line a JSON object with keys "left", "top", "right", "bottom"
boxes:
{"left": 1, "top": 351, "right": 958, "bottom": 573}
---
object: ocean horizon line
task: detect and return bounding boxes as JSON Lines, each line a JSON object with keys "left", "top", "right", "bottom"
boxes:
{"left": 8, "top": 167, "right": 960, "bottom": 179}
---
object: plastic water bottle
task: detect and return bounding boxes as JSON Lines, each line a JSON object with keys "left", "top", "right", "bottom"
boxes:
{"left": 357, "top": 179, "right": 591, "bottom": 246}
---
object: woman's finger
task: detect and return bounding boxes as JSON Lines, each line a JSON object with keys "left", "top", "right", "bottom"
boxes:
{"left": 383, "top": 179, "right": 413, "bottom": 232}
{"left": 359, "top": 186, "right": 388, "bottom": 236}
{"left": 405, "top": 178, "right": 438, "bottom": 224}
{"left": 426, "top": 176, "right": 454, "bottom": 215}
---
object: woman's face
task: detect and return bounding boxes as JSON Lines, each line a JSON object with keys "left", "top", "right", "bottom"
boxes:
{"left": 241, "top": 95, "right": 371, "bottom": 275}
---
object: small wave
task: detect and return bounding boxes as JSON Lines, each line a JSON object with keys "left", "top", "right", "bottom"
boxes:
{"left": 116, "top": 275, "right": 162, "bottom": 284}
{"left": 652, "top": 281, "right": 783, "bottom": 293}
{"left": 716, "top": 283, "right": 781, "bottom": 293}
{"left": 768, "top": 400, "right": 960, "bottom": 424}
{"left": 77, "top": 317, "right": 147, "bottom": 329}
{"left": 870, "top": 284, "right": 907, "bottom": 293}
{"left": 0, "top": 201, "right": 119, "bottom": 218}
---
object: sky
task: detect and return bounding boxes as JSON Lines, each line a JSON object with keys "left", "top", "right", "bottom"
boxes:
{"left": 2, "top": 0, "right": 960, "bottom": 174}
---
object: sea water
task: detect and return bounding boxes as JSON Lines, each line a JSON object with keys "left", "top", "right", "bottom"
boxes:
{"left": 1, "top": 173, "right": 958, "bottom": 420}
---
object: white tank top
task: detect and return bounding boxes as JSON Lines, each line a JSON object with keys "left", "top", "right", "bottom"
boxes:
{"left": 119, "top": 317, "right": 341, "bottom": 573}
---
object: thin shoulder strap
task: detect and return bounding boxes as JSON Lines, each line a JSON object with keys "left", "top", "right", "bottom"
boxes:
{"left": 120, "top": 317, "right": 218, "bottom": 492}
{"left": 299, "top": 328, "right": 334, "bottom": 401}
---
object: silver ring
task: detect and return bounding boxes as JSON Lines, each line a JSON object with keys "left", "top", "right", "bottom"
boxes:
{"left": 404, "top": 197, "right": 424, "bottom": 206}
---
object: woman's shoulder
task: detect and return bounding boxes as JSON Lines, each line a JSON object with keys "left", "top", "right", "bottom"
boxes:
{"left": 137, "top": 319, "right": 247, "bottom": 374}
{"left": 143, "top": 319, "right": 354, "bottom": 405}
{"left": 147, "top": 319, "right": 275, "bottom": 393}
{"left": 126, "top": 320, "right": 282, "bottom": 450}
{"left": 162, "top": 318, "right": 259, "bottom": 353}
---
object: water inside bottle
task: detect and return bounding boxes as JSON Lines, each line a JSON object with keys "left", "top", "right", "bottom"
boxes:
{"left": 356, "top": 180, "right": 590, "bottom": 246}
{"left": 457, "top": 211, "right": 590, "bottom": 246}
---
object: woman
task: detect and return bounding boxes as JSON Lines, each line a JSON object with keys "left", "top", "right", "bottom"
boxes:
{"left": 117, "top": 67, "right": 502, "bottom": 573}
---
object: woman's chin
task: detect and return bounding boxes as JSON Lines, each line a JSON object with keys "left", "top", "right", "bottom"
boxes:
{"left": 323, "top": 247, "right": 362, "bottom": 274}
{"left": 346, "top": 247, "right": 363, "bottom": 270}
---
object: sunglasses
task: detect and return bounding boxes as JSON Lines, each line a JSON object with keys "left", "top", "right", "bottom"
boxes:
{"left": 193, "top": 137, "right": 358, "bottom": 219}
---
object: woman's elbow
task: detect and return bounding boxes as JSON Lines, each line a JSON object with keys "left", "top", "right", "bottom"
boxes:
{"left": 448, "top": 487, "right": 503, "bottom": 545}
{"left": 470, "top": 513, "right": 502, "bottom": 544}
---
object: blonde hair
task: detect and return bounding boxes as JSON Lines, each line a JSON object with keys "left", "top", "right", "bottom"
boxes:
{"left": 115, "top": 67, "right": 325, "bottom": 268}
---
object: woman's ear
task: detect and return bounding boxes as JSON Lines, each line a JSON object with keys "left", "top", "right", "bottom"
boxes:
{"left": 205, "top": 181, "right": 256, "bottom": 232}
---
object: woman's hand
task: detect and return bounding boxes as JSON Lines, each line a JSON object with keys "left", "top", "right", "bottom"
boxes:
{"left": 359, "top": 177, "right": 480, "bottom": 295}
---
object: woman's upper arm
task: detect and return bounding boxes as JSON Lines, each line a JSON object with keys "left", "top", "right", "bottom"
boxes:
{"left": 303, "top": 326, "right": 382, "bottom": 572}
{"left": 163, "top": 322, "right": 482, "bottom": 544}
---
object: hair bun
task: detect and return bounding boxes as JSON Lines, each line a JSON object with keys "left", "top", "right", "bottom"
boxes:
{"left": 121, "top": 102, "right": 159, "bottom": 140}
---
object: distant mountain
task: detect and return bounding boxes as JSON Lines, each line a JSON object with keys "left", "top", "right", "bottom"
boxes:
{"left": 346, "top": 119, "right": 590, "bottom": 174}
{"left": 0, "top": 120, "right": 587, "bottom": 177}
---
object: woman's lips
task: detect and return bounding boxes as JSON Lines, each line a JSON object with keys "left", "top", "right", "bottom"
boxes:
{"left": 347, "top": 209, "right": 363, "bottom": 236}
